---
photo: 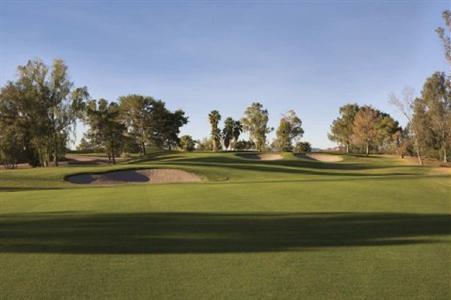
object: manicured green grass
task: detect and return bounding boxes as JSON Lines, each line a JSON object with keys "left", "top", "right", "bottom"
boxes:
{"left": 0, "top": 152, "right": 449, "bottom": 299}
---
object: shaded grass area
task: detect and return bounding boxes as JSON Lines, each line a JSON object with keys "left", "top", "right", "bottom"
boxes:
{"left": 1, "top": 212, "right": 450, "bottom": 254}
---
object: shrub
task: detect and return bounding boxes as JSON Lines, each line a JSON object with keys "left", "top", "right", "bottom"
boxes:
{"left": 179, "top": 135, "right": 195, "bottom": 152}
{"left": 293, "top": 142, "right": 312, "bottom": 154}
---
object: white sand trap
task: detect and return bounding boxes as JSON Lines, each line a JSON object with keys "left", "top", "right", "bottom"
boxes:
{"left": 259, "top": 153, "right": 283, "bottom": 161}
{"left": 306, "top": 153, "right": 343, "bottom": 162}
{"left": 239, "top": 153, "right": 283, "bottom": 161}
{"left": 67, "top": 169, "right": 201, "bottom": 185}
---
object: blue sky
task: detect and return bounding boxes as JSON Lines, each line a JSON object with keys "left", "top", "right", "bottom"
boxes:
{"left": 0, "top": 0, "right": 448, "bottom": 148}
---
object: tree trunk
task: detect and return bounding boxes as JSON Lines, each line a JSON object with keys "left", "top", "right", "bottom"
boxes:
{"left": 111, "top": 148, "right": 116, "bottom": 164}
{"left": 413, "top": 136, "right": 423, "bottom": 166}
{"left": 142, "top": 140, "right": 146, "bottom": 156}
{"left": 346, "top": 144, "right": 349, "bottom": 154}
{"left": 54, "top": 133, "right": 59, "bottom": 167}
{"left": 441, "top": 127, "right": 447, "bottom": 163}
{"left": 111, "top": 140, "right": 116, "bottom": 164}
{"left": 365, "top": 143, "right": 369, "bottom": 156}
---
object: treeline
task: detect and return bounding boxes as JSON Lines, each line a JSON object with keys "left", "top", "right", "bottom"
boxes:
{"left": 0, "top": 59, "right": 87, "bottom": 168}
{"left": 328, "top": 71, "right": 450, "bottom": 163}
{"left": 390, "top": 72, "right": 450, "bottom": 164}
{"left": 196, "top": 103, "right": 310, "bottom": 153}
{"left": 329, "top": 10, "right": 450, "bottom": 164}
{"left": 329, "top": 104, "right": 401, "bottom": 156}
{"left": 0, "top": 58, "right": 312, "bottom": 169}
{"left": 0, "top": 59, "right": 187, "bottom": 167}
{"left": 80, "top": 95, "right": 187, "bottom": 163}
{"left": 0, "top": 59, "right": 446, "bottom": 169}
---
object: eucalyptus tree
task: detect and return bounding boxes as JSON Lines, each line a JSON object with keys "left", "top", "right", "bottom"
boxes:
{"left": 411, "top": 98, "right": 435, "bottom": 160}
{"left": 328, "top": 104, "right": 360, "bottom": 153}
{"left": 159, "top": 109, "right": 188, "bottom": 150}
{"left": 274, "top": 110, "right": 303, "bottom": 151}
{"left": 85, "top": 99, "right": 126, "bottom": 164}
{"left": 241, "top": 102, "right": 272, "bottom": 152}
{"left": 274, "top": 118, "right": 291, "bottom": 151}
{"left": 49, "top": 60, "right": 90, "bottom": 166}
{"left": 118, "top": 95, "right": 154, "bottom": 155}
{"left": 0, "top": 58, "right": 87, "bottom": 167}
{"left": 419, "top": 72, "right": 450, "bottom": 162}
{"left": 0, "top": 83, "right": 25, "bottom": 168}
{"left": 351, "top": 106, "right": 399, "bottom": 156}
{"left": 118, "top": 98, "right": 189, "bottom": 151}
{"left": 436, "top": 10, "right": 451, "bottom": 65}
{"left": 351, "top": 106, "right": 379, "bottom": 156}
{"left": 389, "top": 88, "right": 424, "bottom": 165}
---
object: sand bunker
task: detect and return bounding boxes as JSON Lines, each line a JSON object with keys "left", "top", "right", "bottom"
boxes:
{"left": 305, "top": 153, "right": 343, "bottom": 162}
{"left": 238, "top": 153, "right": 283, "bottom": 161}
{"left": 67, "top": 169, "right": 201, "bottom": 185}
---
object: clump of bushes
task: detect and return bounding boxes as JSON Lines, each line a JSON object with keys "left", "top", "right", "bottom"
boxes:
{"left": 293, "top": 142, "right": 312, "bottom": 154}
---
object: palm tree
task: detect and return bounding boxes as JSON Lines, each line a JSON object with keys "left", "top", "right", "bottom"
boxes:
{"left": 232, "top": 120, "right": 243, "bottom": 150}
{"left": 222, "top": 117, "right": 235, "bottom": 150}
{"left": 208, "top": 110, "right": 221, "bottom": 152}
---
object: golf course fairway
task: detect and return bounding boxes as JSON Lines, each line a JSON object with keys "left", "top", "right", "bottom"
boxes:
{"left": 0, "top": 152, "right": 449, "bottom": 299}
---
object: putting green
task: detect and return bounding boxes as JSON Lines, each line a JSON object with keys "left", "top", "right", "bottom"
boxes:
{"left": 0, "top": 152, "right": 449, "bottom": 299}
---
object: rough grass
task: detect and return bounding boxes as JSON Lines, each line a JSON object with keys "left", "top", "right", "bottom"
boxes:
{"left": 0, "top": 152, "right": 449, "bottom": 299}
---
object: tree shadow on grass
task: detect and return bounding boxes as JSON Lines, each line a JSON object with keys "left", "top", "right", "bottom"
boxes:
{"left": 0, "top": 212, "right": 449, "bottom": 254}
{"left": 147, "top": 153, "right": 412, "bottom": 171}
{"left": 125, "top": 152, "right": 424, "bottom": 179}
{"left": 67, "top": 170, "right": 150, "bottom": 184}
{"left": 0, "top": 187, "right": 66, "bottom": 193}
{"left": 212, "top": 174, "right": 450, "bottom": 185}
{"left": 162, "top": 160, "right": 417, "bottom": 178}
{"left": 129, "top": 152, "right": 185, "bottom": 164}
